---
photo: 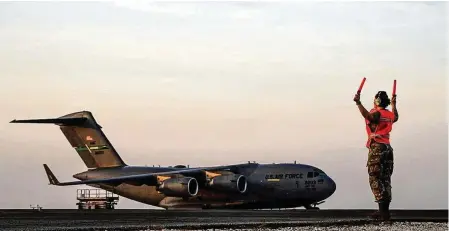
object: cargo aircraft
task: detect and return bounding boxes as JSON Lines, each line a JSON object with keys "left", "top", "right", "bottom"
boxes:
{"left": 10, "top": 111, "right": 336, "bottom": 210}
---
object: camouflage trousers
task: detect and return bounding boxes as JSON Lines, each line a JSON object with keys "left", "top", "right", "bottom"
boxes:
{"left": 367, "top": 142, "right": 394, "bottom": 203}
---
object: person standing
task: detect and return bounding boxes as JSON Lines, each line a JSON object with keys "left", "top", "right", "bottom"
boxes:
{"left": 353, "top": 91, "right": 398, "bottom": 221}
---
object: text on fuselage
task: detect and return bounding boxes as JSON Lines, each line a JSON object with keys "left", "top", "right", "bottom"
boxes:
{"left": 265, "top": 173, "right": 303, "bottom": 180}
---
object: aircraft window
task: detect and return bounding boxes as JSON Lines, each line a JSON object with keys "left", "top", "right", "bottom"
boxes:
{"left": 307, "top": 172, "right": 313, "bottom": 178}
{"left": 314, "top": 172, "right": 319, "bottom": 177}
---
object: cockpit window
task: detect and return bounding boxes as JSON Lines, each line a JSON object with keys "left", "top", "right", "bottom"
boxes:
{"left": 307, "top": 172, "right": 313, "bottom": 178}
{"left": 307, "top": 171, "right": 321, "bottom": 178}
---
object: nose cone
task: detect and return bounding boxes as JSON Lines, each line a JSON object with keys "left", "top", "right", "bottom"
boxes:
{"left": 327, "top": 177, "right": 336, "bottom": 196}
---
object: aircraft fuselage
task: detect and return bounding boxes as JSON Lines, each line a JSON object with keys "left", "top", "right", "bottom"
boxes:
{"left": 74, "top": 163, "right": 336, "bottom": 209}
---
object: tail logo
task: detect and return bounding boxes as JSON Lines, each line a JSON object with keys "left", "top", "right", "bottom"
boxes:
{"left": 86, "top": 136, "right": 96, "bottom": 145}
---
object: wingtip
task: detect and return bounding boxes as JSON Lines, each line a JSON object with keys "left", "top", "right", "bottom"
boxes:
{"left": 43, "top": 164, "right": 59, "bottom": 185}
{"left": 10, "top": 119, "right": 17, "bottom": 123}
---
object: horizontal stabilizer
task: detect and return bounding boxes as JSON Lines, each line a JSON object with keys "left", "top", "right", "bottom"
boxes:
{"left": 10, "top": 118, "right": 87, "bottom": 126}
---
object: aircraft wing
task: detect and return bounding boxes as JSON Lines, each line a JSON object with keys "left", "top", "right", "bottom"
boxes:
{"left": 43, "top": 163, "right": 252, "bottom": 186}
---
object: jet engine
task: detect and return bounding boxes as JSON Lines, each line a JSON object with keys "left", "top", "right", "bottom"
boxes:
{"left": 208, "top": 174, "right": 247, "bottom": 193}
{"left": 157, "top": 177, "right": 199, "bottom": 197}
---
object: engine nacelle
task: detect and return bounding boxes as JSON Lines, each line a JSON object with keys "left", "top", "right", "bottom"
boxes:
{"left": 158, "top": 177, "right": 199, "bottom": 197}
{"left": 208, "top": 174, "right": 247, "bottom": 193}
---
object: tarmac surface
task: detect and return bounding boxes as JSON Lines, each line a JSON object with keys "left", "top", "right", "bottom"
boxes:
{"left": 0, "top": 209, "right": 447, "bottom": 231}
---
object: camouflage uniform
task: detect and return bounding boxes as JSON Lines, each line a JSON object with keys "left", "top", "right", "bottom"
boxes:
{"left": 367, "top": 141, "right": 394, "bottom": 203}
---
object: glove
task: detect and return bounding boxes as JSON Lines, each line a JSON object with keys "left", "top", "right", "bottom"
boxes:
{"left": 353, "top": 94, "right": 361, "bottom": 105}
{"left": 391, "top": 95, "right": 397, "bottom": 106}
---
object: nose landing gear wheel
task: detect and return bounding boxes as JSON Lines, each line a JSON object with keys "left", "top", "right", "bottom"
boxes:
{"left": 304, "top": 201, "right": 324, "bottom": 210}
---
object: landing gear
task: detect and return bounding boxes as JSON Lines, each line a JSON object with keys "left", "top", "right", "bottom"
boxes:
{"left": 304, "top": 201, "right": 325, "bottom": 210}
{"left": 304, "top": 204, "right": 320, "bottom": 210}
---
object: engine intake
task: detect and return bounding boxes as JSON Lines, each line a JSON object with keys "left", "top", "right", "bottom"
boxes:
{"left": 158, "top": 177, "right": 198, "bottom": 197}
{"left": 208, "top": 174, "right": 247, "bottom": 193}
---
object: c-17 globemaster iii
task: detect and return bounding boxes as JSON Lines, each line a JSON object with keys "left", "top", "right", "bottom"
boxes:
{"left": 10, "top": 111, "right": 336, "bottom": 210}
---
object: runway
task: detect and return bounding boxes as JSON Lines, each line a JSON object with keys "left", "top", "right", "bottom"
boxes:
{"left": 0, "top": 209, "right": 447, "bottom": 230}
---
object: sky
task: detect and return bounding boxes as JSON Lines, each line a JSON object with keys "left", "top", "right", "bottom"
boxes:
{"left": 0, "top": 1, "right": 447, "bottom": 210}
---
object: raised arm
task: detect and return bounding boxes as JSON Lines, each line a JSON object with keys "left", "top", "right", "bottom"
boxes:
{"left": 391, "top": 95, "right": 398, "bottom": 122}
{"left": 353, "top": 93, "right": 380, "bottom": 122}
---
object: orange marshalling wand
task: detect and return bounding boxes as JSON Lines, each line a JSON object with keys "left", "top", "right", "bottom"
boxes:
{"left": 392, "top": 80, "right": 397, "bottom": 96}
{"left": 357, "top": 77, "right": 366, "bottom": 94}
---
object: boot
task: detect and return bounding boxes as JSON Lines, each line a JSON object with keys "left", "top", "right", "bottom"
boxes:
{"left": 380, "top": 201, "right": 392, "bottom": 223}
{"left": 368, "top": 203, "right": 381, "bottom": 220}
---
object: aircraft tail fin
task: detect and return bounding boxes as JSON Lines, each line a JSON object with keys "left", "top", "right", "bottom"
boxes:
{"left": 11, "top": 111, "right": 127, "bottom": 169}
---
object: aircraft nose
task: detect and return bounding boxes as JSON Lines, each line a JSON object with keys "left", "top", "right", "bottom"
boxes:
{"left": 327, "top": 176, "right": 336, "bottom": 195}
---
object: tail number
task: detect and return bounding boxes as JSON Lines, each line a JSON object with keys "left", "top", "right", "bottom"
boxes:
{"left": 305, "top": 180, "right": 316, "bottom": 191}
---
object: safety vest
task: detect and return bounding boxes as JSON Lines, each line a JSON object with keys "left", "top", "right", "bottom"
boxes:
{"left": 365, "top": 108, "right": 395, "bottom": 148}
